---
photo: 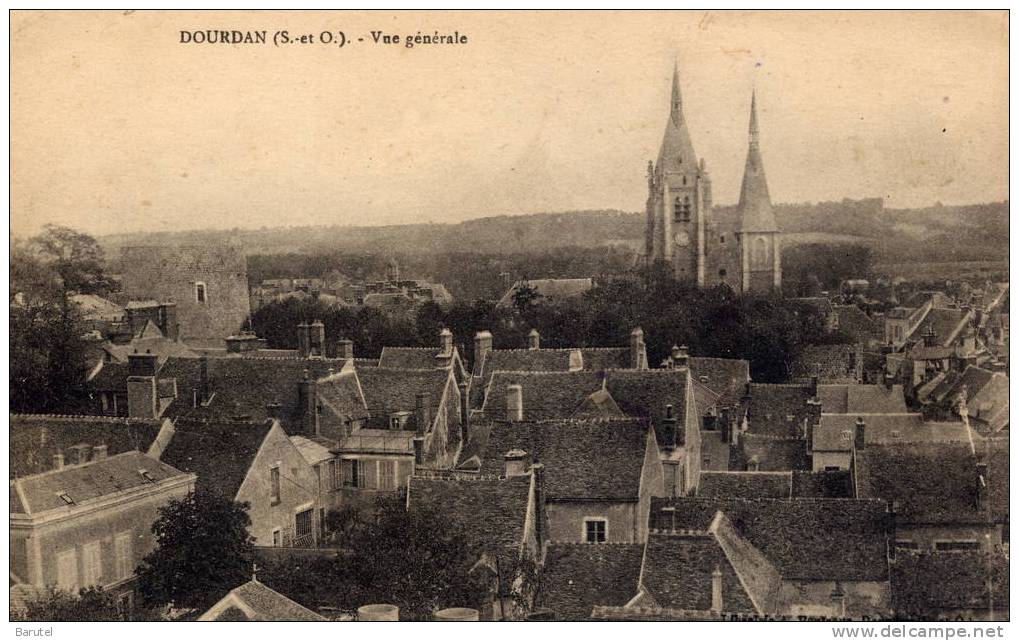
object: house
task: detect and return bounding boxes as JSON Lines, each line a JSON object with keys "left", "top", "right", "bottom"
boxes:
{"left": 891, "top": 550, "right": 1008, "bottom": 621}
{"left": 853, "top": 441, "right": 1000, "bottom": 552}
{"left": 496, "top": 278, "right": 594, "bottom": 309}
{"left": 697, "top": 470, "right": 853, "bottom": 499}
{"left": 377, "top": 328, "right": 470, "bottom": 385}
{"left": 198, "top": 578, "right": 327, "bottom": 621}
{"left": 789, "top": 344, "right": 863, "bottom": 384}
{"left": 159, "top": 418, "right": 324, "bottom": 548}
{"left": 466, "top": 417, "right": 664, "bottom": 544}
{"left": 10, "top": 451, "right": 195, "bottom": 614}
{"left": 923, "top": 365, "right": 1008, "bottom": 435}
{"left": 649, "top": 497, "right": 892, "bottom": 619}
{"left": 810, "top": 414, "right": 969, "bottom": 472}
{"left": 477, "top": 368, "right": 699, "bottom": 495}
{"left": 535, "top": 543, "right": 644, "bottom": 620}
{"left": 407, "top": 472, "right": 541, "bottom": 620}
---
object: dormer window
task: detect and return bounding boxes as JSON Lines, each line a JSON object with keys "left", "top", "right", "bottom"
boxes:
{"left": 195, "top": 281, "right": 207, "bottom": 304}
{"left": 390, "top": 417, "right": 401, "bottom": 430}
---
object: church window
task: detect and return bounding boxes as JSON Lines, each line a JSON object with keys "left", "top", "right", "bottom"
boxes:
{"left": 195, "top": 281, "right": 207, "bottom": 304}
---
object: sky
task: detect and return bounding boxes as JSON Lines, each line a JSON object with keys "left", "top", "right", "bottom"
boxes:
{"left": 10, "top": 10, "right": 1009, "bottom": 238}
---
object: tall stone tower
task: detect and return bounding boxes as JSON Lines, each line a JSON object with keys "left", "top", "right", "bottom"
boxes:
{"left": 736, "top": 91, "right": 781, "bottom": 293}
{"left": 645, "top": 62, "right": 712, "bottom": 286}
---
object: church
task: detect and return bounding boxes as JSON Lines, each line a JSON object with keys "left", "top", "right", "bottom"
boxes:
{"left": 644, "top": 63, "right": 782, "bottom": 293}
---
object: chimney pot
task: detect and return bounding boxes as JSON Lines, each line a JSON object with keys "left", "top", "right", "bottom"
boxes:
{"left": 711, "top": 566, "right": 724, "bottom": 613}
{"left": 337, "top": 338, "right": 354, "bottom": 360}
{"left": 504, "top": 449, "right": 528, "bottom": 477}
{"left": 506, "top": 384, "right": 523, "bottom": 421}
{"left": 854, "top": 417, "right": 866, "bottom": 451}
{"left": 527, "top": 329, "right": 540, "bottom": 350}
{"left": 439, "top": 328, "right": 454, "bottom": 354}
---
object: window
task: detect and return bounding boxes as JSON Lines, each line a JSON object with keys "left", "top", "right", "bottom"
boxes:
{"left": 390, "top": 416, "right": 401, "bottom": 430}
{"left": 935, "top": 540, "right": 980, "bottom": 552}
{"left": 378, "top": 460, "right": 396, "bottom": 491}
{"left": 295, "top": 509, "right": 313, "bottom": 545}
{"left": 195, "top": 282, "right": 207, "bottom": 304}
{"left": 272, "top": 528, "right": 282, "bottom": 547}
{"left": 314, "top": 464, "right": 322, "bottom": 494}
{"left": 397, "top": 459, "right": 413, "bottom": 488}
{"left": 270, "top": 466, "right": 281, "bottom": 505}
{"left": 360, "top": 460, "right": 376, "bottom": 490}
{"left": 753, "top": 237, "right": 768, "bottom": 266}
{"left": 82, "top": 541, "right": 102, "bottom": 587}
{"left": 341, "top": 459, "right": 357, "bottom": 487}
{"left": 824, "top": 466, "right": 841, "bottom": 472}
{"left": 719, "top": 234, "right": 726, "bottom": 244}
{"left": 319, "top": 508, "right": 327, "bottom": 538}
{"left": 57, "top": 549, "right": 78, "bottom": 591}
{"left": 719, "top": 269, "right": 727, "bottom": 278}
{"left": 584, "top": 519, "right": 607, "bottom": 543}
{"left": 682, "top": 175, "right": 687, "bottom": 186}
{"left": 114, "top": 531, "right": 133, "bottom": 581}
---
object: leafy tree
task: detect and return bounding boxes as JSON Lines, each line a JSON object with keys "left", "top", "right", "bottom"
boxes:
{"left": 19, "top": 587, "right": 122, "bottom": 622}
{"left": 26, "top": 224, "right": 118, "bottom": 296}
{"left": 136, "top": 490, "right": 255, "bottom": 611}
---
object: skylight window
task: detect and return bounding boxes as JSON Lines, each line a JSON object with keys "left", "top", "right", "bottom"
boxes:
{"left": 138, "top": 469, "right": 155, "bottom": 483}
{"left": 57, "top": 491, "right": 74, "bottom": 505}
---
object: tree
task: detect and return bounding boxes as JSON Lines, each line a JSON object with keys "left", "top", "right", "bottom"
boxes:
{"left": 19, "top": 587, "right": 122, "bottom": 622}
{"left": 511, "top": 283, "right": 541, "bottom": 314}
{"left": 135, "top": 490, "right": 255, "bottom": 612}
{"left": 26, "top": 224, "right": 118, "bottom": 296}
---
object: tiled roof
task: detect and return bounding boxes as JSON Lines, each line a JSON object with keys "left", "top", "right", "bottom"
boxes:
{"left": 579, "top": 347, "right": 633, "bottom": 372}
{"left": 907, "top": 307, "right": 971, "bottom": 347}
{"left": 818, "top": 384, "right": 909, "bottom": 415}
{"left": 378, "top": 346, "right": 452, "bottom": 370}
{"left": 315, "top": 370, "right": 370, "bottom": 423}
{"left": 746, "top": 384, "right": 815, "bottom": 438}
{"left": 790, "top": 297, "right": 834, "bottom": 315}
{"left": 832, "top": 305, "right": 883, "bottom": 344}
{"left": 497, "top": 278, "right": 594, "bottom": 307}
{"left": 650, "top": 497, "right": 890, "bottom": 581}
{"left": 538, "top": 543, "right": 643, "bottom": 620}
{"left": 813, "top": 414, "right": 962, "bottom": 452}
{"left": 962, "top": 367, "right": 1008, "bottom": 433}
{"left": 605, "top": 370, "right": 692, "bottom": 449}
{"left": 356, "top": 367, "right": 450, "bottom": 431}
{"left": 477, "top": 418, "right": 651, "bottom": 501}
{"left": 738, "top": 434, "right": 811, "bottom": 472}
{"left": 699, "top": 430, "right": 731, "bottom": 472}
{"left": 698, "top": 472, "right": 792, "bottom": 499}
{"left": 208, "top": 580, "right": 326, "bottom": 621}
{"left": 790, "top": 470, "right": 854, "bottom": 498}
{"left": 789, "top": 345, "right": 857, "bottom": 383}
{"left": 289, "top": 435, "right": 334, "bottom": 466}
{"left": 11, "top": 451, "right": 188, "bottom": 515}
{"left": 688, "top": 357, "right": 750, "bottom": 407}
{"left": 407, "top": 474, "right": 531, "bottom": 579}
{"left": 102, "top": 338, "right": 198, "bottom": 365}
{"left": 984, "top": 437, "right": 1009, "bottom": 523}
{"left": 855, "top": 442, "right": 986, "bottom": 525}
{"left": 891, "top": 551, "right": 1008, "bottom": 615}
{"left": 640, "top": 531, "right": 757, "bottom": 614}
{"left": 482, "top": 370, "right": 603, "bottom": 421}
{"left": 10, "top": 414, "right": 166, "bottom": 479}
{"left": 477, "top": 349, "right": 579, "bottom": 395}
{"left": 160, "top": 418, "right": 276, "bottom": 499}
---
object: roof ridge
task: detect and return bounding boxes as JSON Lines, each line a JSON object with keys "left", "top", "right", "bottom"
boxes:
{"left": 12, "top": 449, "right": 150, "bottom": 481}
{"left": 382, "top": 346, "right": 439, "bottom": 352}
{"left": 647, "top": 528, "right": 713, "bottom": 537}
{"left": 491, "top": 348, "right": 577, "bottom": 354}
{"left": 170, "top": 417, "right": 275, "bottom": 426}
{"left": 10, "top": 414, "right": 163, "bottom": 423}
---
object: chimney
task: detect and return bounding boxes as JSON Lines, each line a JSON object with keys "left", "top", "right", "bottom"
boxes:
{"left": 711, "top": 566, "right": 724, "bottom": 613}
{"left": 337, "top": 338, "right": 354, "bottom": 360}
{"left": 473, "top": 331, "right": 493, "bottom": 375}
{"left": 674, "top": 345, "right": 689, "bottom": 368}
{"left": 702, "top": 407, "right": 718, "bottom": 431}
{"left": 159, "top": 303, "right": 179, "bottom": 341}
{"left": 412, "top": 436, "right": 425, "bottom": 466}
{"left": 662, "top": 404, "right": 678, "bottom": 451}
{"left": 298, "top": 369, "right": 318, "bottom": 436}
{"left": 976, "top": 461, "right": 989, "bottom": 513}
{"left": 810, "top": 375, "right": 819, "bottom": 398}
{"left": 831, "top": 583, "right": 846, "bottom": 619}
{"left": 459, "top": 381, "right": 470, "bottom": 446}
{"left": 68, "top": 443, "right": 91, "bottom": 465}
{"left": 310, "top": 320, "right": 326, "bottom": 357}
{"left": 92, "top": 445, "right": 108, "bottom": 461}
{"left": 720, "top": 406, "right": 732, "bottom": 446}
{"left": 527, "top": 329, "right": 540, "bottom": 350}
{"left": 52, "top": 453, "right": 65, "bottom": 470}
{"left": 127, "top": 351, "right": 159, "bottom": 418}
{"left": 504, "top": 449, "right": 528, "bottom": 477}
{"left": 297, "top": 321, "right": 311, "bottom": 358}
{"left": 415, "top": 392, "right": 431, "bottom": 435}
{"left": 506, "top": 384, "right": 523, "bottom": 421}
{"left": 266, "top": 401, "right": 283, "bottom": 420}
{"left": 439, "top": 328, "right": 453, "bottom": 355}
{"left": 854, "top": 343, "right": 864, "bottom": 382}
{"left": 630, "top": 327, "right": 644, "bottom": 369}
{"left": 854, "top": 417, "right": 866, "bottom": 452}
{"left": 199, "top": 354, "right": 211, "bottom": 405}
{"left": 531, "top": 462, "right": 546, "bottom": 550}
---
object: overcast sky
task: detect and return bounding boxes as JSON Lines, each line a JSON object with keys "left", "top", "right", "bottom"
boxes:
{"left": 10, "top": 10, "right": 1008, "bottom": 238}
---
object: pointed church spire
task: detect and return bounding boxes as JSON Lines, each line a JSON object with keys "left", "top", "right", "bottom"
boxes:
{"left": 656, "top": 59, "right": 698, "bottom": 174}
{"left": 737, "top": 90, "right": 778, "bottom": 233}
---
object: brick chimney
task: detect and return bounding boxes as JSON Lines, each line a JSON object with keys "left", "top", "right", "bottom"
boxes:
{"left": 298, "top": 369, "right": 318, "bottom": 436}
{"left": 630, "top": 327, "right": 645, "bottom": 369}
{"left": 854, "top": 417, "right": 866, "bottom": 452}
{"left": 527, "top": 329, "right": 540, "bottom": 350}
{"left": 506, "top": 384, "right": 523, "bottom": 421}
{"left": 504, "top": 449, "right": 528, "bottom": 477}
{"left": 412, "top": 436, "right": 425, "bottom": 466}
{"left": 310, "top": 320, "right": 326, "bottom": 358}
{"left": 439, "top": 328, "right": 454, "bottom": 355}
{"left": 415, "top": 392, "right": 431, "bottom": 435}
{"left": 711, "top": 566, "right": 723, "bottom": 613}
{"left": 127, "top": 351, "right": 159, "bottom": 418}
{"left": 297, "top": 321, "right": 311, "bottom": 358}
{"left": 337, "top": 338, "right": 354, "bottom": 360}
{"left": 473, "top": 331, "right": 493, "bottom": 375}
{"left": 92, "top": 445, "right": 108, "bottom": 461}
{"left": 662, "top": 404, "right": 678, "bottom": 451}
{"left": 52, "top": 452, "right": 65, "bottom": 470}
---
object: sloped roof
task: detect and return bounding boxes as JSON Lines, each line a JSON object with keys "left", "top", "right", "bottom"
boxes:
{"left": 736, "top": 93, "right": 777, "bottom": 233}
{"left": 656, "top": 63, "right": 699, "bottom": 175}
{"left": 746, "top": 384, "right": 814, "bottom": 438}
{"left": 498, "top": 278, "right": 594, "bottom": 307}
{"left": 605, "top": 370, "right": 692, "bottom": 449}
{"left": 813, "top": 414, "right": 961, "bottom": 453}
{"left": 818, "top": 384, "right": 908, "bottom": 415}
{"left": 689, "top": 357, "right": 749, "bottom": 407}
{"left": 70, "top": 294, "right": 124, "bottom": 321}
{"left": 650, "top": 497, "right": 890, "bottom": 582}
{"left": 408, "top": 475, "right": 531, "bottom": 554}
{"left": 855, "top": 442, "right": 986, "bottom": 525}
{"left": 378, "top": 346, "right": 454, "bottom": 371}
{"left": 579, "top": 347, "right": 633, "bottom": 372}
{"left": 832, "top": 305, "right": 883, "bottom": 344}
{"left": 538, "top": 543, "right": 644, "bottom": 620}
{"left": 10, "top": 414, "right": 166, "bottom": 479}
{"left": 289, "top": 435, "right": 334, "bottom": 466}
{"left": 159, "top": 418, "right": 276, "bottom": 499}
{"left": 315, "top": 370, "right": 370, "bottom": 424}
{"left": 356, "top": 367, "right": 450, "bottom": 431}
{"left": 738, "top": 434, "right": 811, "bottom": 472}
{"left": 476, "top": 418, "right": 651, "bottom": 501}
{"left": 478, "top": 348, "right": 578, "bottom": 391}
{"left": 962, "top": 367, "right": 1008, "bottom": 433}
{"left": 640, "top": 531, "right": 757, "bottom": 613}
{"left": 907, "top": 307, "right": 971, "bottom": 346}
{"left": 203, "top": 580, "right": 326, "bottom": 621}
{"left": 790, "top": 470, "right": 854, "bottom": 498}
{"left": 11, "top": 451, "right": 188, "bottom": 515}
{"left": 698, "top": 472, "right": 792, "bottom": 499}
{"left": 891, "top": 551, "right": 1008, "bottom": 615}
{"left": 790, "top": 344, "right": 857, "bottom": 383}
{"left": 482, "top": 370, "right": 603, "bottom": 422}
{"left": 984, "top": 437, "right": 1008, "bottom": 523}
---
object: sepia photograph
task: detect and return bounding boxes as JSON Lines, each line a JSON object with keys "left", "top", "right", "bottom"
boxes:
{"left": 7, "top": 8, "right": 1010, "bottom": 630}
